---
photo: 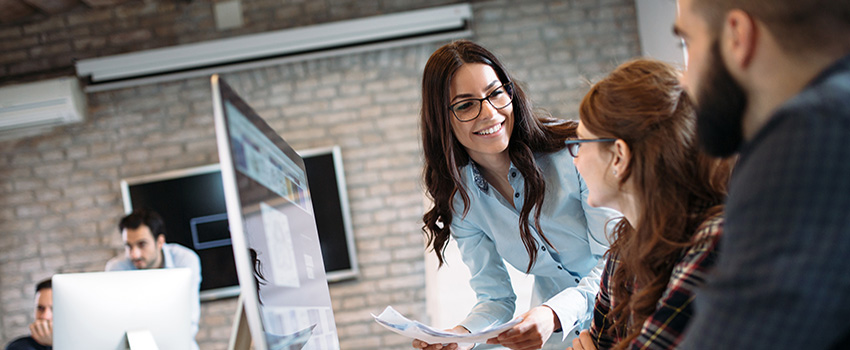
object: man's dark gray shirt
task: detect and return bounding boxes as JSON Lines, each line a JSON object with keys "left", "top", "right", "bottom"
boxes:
{"left": 682, "top": 54, "right": 850, "bottom": 349}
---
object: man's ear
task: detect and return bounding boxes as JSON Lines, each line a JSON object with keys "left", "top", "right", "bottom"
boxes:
{"left": 721, "top": 9, "right": 758, "bottom": 71}
{"left": 156, "top": 234, "right": 165, "bottom": 248}
{"left": 611, "top": 139, "right": 631, "bottom": 179}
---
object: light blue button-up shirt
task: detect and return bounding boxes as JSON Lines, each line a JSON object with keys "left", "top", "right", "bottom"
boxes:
{"left": 450, "top": 148, "right": 619, "bottom": 346}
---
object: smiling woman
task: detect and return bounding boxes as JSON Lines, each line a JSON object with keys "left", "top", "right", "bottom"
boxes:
{"left": 416, "top": 40, "right": 621, "bottom": 350}
{"left": 447, "top": 63, "right": 515, "bottom": 177}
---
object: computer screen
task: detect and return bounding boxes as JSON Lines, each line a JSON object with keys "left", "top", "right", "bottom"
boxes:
{"left": 52, "top": 268, "right": 193, "bottom": 350}
{"left": 211, "top": 75, "right": 341, "bottom": 350}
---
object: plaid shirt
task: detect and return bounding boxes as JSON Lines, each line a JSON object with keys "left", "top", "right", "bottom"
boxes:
{"left": 589, "top": 215, "right": 723, "bottom": 350}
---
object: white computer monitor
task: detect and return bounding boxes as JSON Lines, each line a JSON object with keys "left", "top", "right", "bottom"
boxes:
{"left": 52, "top": 268, "right": 193, "bottom": 350}
{"left": 211, "top": 75, "right": 341, "bottom": 350}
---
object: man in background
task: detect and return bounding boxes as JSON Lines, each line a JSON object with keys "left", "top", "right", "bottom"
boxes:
{"left": 5, "top": 279, "right": 53, "bottom": 350}
{"left": 106, "top": 209, "right": 202, "bottom": 350}
{"left": 673, "top": 0, "right": 850, "bottom": 348}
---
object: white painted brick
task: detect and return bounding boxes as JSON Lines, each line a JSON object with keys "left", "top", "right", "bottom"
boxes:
{"left": 12, "top": 178, "right": 44, "bottom": 192}
{"left": 66, "top": 250, "right": 113, "bottom": 265}
{"left": 392, "top": 247, "right": 426, "bottom": 261}
{"left": 3, "top": 314, "right": 27, "bottom": 328}
{"left": 355, "top": 237, "right": 381, "bottom": 252}
{"left": 336, "top": 322, "right": 370, "bottom": 338}
{"left": 17, "top": 258, "right": 42, "bottom": 273}
{"left": 14, "top": 204, "right": 47, "bottom": 218}
{"left": 351, "top": 212, "right": 372, "bottom": 226}
{"left": 372, "top": 209, "right": 399, "bottom": 223}
{"left": 358, "top": 264, "right": 389, "bottom": 279}
{"left": 41, "top": 255, "right": 67, "bottom": 271}
{"left": 339, "top": 336, "right": 381, "bottom": 350}
{"left": 357, "top": 250, "right": 392, "bottom": 265}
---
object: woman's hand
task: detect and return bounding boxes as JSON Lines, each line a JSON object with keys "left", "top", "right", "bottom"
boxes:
{"left": 412, "top": 325, "right": 473, "bottom": 350}
{"left": 485, "top": 306, "right": 559, "bottom": 350}
{"left": 566, "top": 330, "right": 596, "bottom": 350}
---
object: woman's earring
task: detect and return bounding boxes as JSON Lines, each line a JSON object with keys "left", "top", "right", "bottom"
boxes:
{"left": 613, "top": 170, "right": 618, "bottom": 176}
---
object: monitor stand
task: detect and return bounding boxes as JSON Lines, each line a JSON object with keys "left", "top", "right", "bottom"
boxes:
{"left": 126, "top": 330, "right": 159, "bottom": 350}
{"left": 228, "top": 294, "right": 252, "bottom": 350}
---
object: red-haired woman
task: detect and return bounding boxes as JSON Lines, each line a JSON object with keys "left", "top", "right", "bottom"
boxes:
{"left": 567, "top": 59, "right": 733, "bottom": 350}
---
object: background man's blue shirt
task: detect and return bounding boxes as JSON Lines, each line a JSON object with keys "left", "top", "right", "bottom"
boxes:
{"left": 106, "top": 242, "right": 202, "bottom": 350}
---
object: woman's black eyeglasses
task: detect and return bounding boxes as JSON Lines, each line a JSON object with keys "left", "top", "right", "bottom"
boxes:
{"left": 564, "top": 138, "right": 617, "bottom": 157}
{"left": 450, "top": 82, "right": 514, "bottom": 122}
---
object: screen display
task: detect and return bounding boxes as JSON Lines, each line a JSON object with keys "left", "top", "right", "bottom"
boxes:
{"left": 214, "top": 75, "right": 340, "bottom": 350}
{"left": 121, "top": 145, "right": 358, "bottom": 302}
{"left": 124, "top": 169, "right": 238, "bottom": 294}
{"left": 302, "top": 152, "right": 352, "bottom": 273}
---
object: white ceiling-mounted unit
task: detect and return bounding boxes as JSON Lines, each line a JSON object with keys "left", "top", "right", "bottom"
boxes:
{"left": 76, "top": 3, "right": 473, "bottom": 92}
{"left": 0, "top": 77, "right": 87, "bottom": 140}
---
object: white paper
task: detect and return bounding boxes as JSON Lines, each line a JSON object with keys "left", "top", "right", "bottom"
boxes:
{"left": 371, "top": 306, "right": 521, "bottom": 345}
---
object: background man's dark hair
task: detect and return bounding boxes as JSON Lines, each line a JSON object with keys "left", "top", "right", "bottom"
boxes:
{"left": 35, "top": 278, "right": 51, "bottom": 293}
{"left": 693, "top": 0, "right": 850, "bottom": 54}
{"left": 118, "top": 209, "right": 167, "bottom": 239}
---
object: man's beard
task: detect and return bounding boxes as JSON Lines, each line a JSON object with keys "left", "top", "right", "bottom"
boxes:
{"left": 133, "top": 258, "right": 154, "bottom": 269}
{"left": 693, "top": 42, "right": 748, "bottom": 157}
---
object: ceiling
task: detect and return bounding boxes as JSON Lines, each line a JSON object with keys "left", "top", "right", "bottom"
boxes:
{"left": 0, "top": 0, "right": 129, "bottom": 24}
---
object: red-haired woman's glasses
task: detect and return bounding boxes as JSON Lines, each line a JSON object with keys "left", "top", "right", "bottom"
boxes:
{"left": 450, "top": 82, "right": 514, "bottom": 122}
{"left": 565, "top": 138, "right": 617, "bottom": 157}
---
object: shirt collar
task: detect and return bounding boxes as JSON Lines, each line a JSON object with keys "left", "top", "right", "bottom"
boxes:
{"left": 804, "top": 53, "right": 850, "bottom": 89}
{"left": 470, "top": 162, "right": 489, "bottom": 194}
{"left": 469, "top": 161, "right": 520, "bottom": 194}
{"left": 161, "top": 244, "right": 174, "bottom": 268}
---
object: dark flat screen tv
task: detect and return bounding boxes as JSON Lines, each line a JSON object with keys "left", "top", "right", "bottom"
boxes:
{"left": 119, "top": 145, "right": 358, "bottom": 301}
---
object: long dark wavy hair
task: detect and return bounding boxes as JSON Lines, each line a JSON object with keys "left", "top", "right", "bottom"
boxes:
{"left": 579, "top": 58, "right": 733, "bottom": 348}
{"left": 421, "top": 40, "right": 576, "bottom": 273}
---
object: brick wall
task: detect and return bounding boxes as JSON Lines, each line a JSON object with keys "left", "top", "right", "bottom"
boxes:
{"left": 0, "top": 0, "right": 640, "bottom": 348}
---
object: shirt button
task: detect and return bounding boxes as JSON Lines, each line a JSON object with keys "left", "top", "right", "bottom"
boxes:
{"left": 541, "top": 246, "right": 546, "bottom": 251}
{"left": 574, "top": 278, "right": 580, "bottom": 283}
{"left": 557, "top": 266, "right": 563, "bottom": 270}
{"left": 575, "top": 330, "right": 580, "bottom": 336}
{"left": 511, "top": 171, "right": 517, "bottom": 178}
{"left": 514, "top": 192, "right": 520, "bottom": 198}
